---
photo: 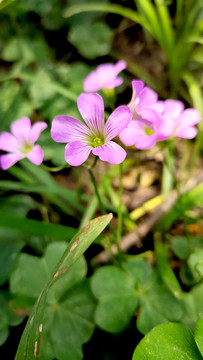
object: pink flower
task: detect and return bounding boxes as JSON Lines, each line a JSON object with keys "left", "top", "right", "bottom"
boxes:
{"left": 51, "top": 93, "right": 132, "bottom": 166}
{"left": 0, "top": 117, "right": 47, "bottom": 170}
{"left": 128, "top": 80, "right": 158, "bottom": 120}
{"left": 83, "top": 61, "right": 126, "bottom": 92}
{"left": 119, "top": 109, "right": 165, "bottom": 149}
{"left": 151, "top": 99, "right": 201, "bottom": 139}
{"left": 119, "top": 80, "right": 164, "bottom": 149}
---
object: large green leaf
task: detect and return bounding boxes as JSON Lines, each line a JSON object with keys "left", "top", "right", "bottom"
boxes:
{"left": 132, "top": 323, "right": 202, "bottom": 360}
{"left": 91, "top": 266, "right": 138, "bottom": 333}
{"left": 0, "top": 0, "right": 15, "bottom": 11}
{"left": 91, "top": 258, "right": 183, "bottom": 335}
{"left": 15, "top": 213, "right": 112, "bottom": 360}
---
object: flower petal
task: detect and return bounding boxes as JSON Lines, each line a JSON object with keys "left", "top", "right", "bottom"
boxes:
{"left": 92, "top": 141, "right": 126, "bottom": 164}
{"left": 175, "top": 126, "right": 198, "bottom": 139}
{"left": 137, "top": 87, "right": 158, "bottom": 112}
{"left": 83, "top": 71, "right": 102, "bottom": 92}
{"left": 114, "top": 60, "right": 127, "bottom": 74}
{"left": 0, "top": 132, "right": 19, "bottom": 152}
{"left": 135, "top": 134, "right": 158, "bottom": 149}
{"left": 131, "top": 80, "right": 144, "bottom": 101}
{"left": 65, "top": 141, "right": 91, "bottom": 166}
{"left": 10, "top": 117, "right": 31, "bottom": 139}
{"left": 119, "top": 121, "right": 142, "bottom": 146}
{"left": 77, "top": 93, "right": 105, "bottom": 135}
{"left": 105, "top": 77, "right": 123, "bottom": 89}
{"left": 30, "top": 122, "right": 47, "bottom": 143}
{"left": 164, "top": 100, "right": 184, "bottom": 118}
{"left": 177, "top": 108, "right": 201, "bottom": 128}
{"left": 51, "top": 115, "right": 90, "bottom": 143}
{"left": 0, "top": 153, "right": 24, "bottom": 170}
{"left": 27, "top": 145, "right": 44, "bottom": 165}
{"left": 105, "top": 105, "right": 132, "bottom": 141}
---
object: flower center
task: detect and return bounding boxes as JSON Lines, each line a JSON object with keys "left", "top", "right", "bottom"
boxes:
{"left": 22, "top": 142, "right": 33, "bottom": 154}
{"left": 145, "top": 127, "right": 154, "bottom": 136}
{"left": 92, "top": 136, "right": 105, "bottom": 148}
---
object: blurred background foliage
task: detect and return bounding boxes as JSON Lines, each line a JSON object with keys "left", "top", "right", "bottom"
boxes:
{"left": 0, "top": 0, "right": 203, "bottom": 359}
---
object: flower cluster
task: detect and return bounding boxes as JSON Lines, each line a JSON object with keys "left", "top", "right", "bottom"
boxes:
{"left": 0, "top": 61, "right": 201, "bottom": 170}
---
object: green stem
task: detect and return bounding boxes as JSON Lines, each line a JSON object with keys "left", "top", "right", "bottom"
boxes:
{"left": 88, "top": 167, "right": 117, "bottom": 238}
{"left": 41, "top": 163, "right": 68, "bottom": 172}
{"left": 161, "top": 140, "right": 175, "bottom": 195}
{"left": 117, "top": 163, "right": 123, "bottom": 244}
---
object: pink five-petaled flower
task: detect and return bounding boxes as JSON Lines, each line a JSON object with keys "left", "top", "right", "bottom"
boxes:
{"left": 150, "top": 99, "right": 201, "bottom": 139}
{"left": 83, "top": 60, "right": 126, "bottom": 92}
{"left": 51, "top": 93, "right": 132, "bottom": 166}
{"left": 0, "top": 117, "right": 47, "bottom": 170}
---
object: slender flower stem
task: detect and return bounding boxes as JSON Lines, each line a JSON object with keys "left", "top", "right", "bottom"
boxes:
{"left": 117, "top": 163, "right": 123, "bottom": 245}
{"left": 41, "top": 163, "right": 68, "bottom": 172}
{"left": 88, "top": 167, "right": 117, "bottom": 238}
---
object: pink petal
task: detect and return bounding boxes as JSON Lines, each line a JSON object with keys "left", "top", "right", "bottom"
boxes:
{"left": 105, "top": 77, "right": 123, "bottom": 89}
{"left": 27, "top": 145, "right": 44, "bottom": 165}
{"left": 77, "top": 93, "right": 105, "bottom": 135}
{"left": 105, "top": 105, "right": 132, "bottom": 141}
{"left": 137, "top": 87, "right": 158, "bottom": 112}
{"left": 119, "top": 121, "right": 142, "bottom": 146}
{"left": 0, "top": 153, "right": 24, "bottom": 170}
{"left": 65, "top": 141, "right": 91, "bottom": 166}
{"left": 175, "top": 126, "right": 198, "bottom": 139}
{"left": 150, "top": 101, "right": 165, "bottom": 115}
{"left": 92, "top": 141, "right": 126, "bottom": 164}
{"left": 51, "top": 115, "right": 90, "bottom": 143}
{"left": 83, "top": 71, "right": 101, "bottom": 92}
{"left": 114, "top": 60, "right": 127, "bottom": 74}
{"left": 177, "top": 108, "right": 201, "bottom": 128}
{"left": 0, "top": 132, "right": 20, "bottom": 152}
{"left": 164, "top": 100, "right": 184, "bottom": 118}
{"left": 10, "top": 117, "right": 31, "bottom": 140}
{"left": 30, "top": 122, "right": 47, "bottom": 143}
{"left": 135, "top": 134, "right": 158, "bottom": 149}
{"left": 131, "top": 80, "right": 144, "bottom": 100}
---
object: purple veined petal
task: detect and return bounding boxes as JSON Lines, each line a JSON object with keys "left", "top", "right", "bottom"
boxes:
{"left": 135, "top": 133, "right": 158, "bottom": 149}
{"left": 92, "top": 141, "right": 126, "bottom": 164}
{"left": 164, "top": 99, "right": 184, "bottom": 118}
{"left": 119, "top": 121, "right": 143, "bottom": 146}
{"left": 105, "top": 105, "right": 132, "bottom": 141}
{"left": 27, "top": 145, "right": 44, "bottom": 165}
{"left": 65, "top": 141, "right": 92, "bottom": 166}
{"left": 137, "top": 87, "right": 158, "bottom": 112}
{"left": 77, "top": 93, "right": 105, "bottom": 135}
{"left": 177, "top": 108, "right": 201, "bottom": 128}
{"left": 30, "top": 122, "right": 47, "bottom": 143}
{"left": 105, "top": 77, "right": 123, "bottom": 89}
{"left": 51, "top": 115, "right": 90, "bottom": 143}
{"left": 175, "top": 126, "right": 198, "bottom": 139}
{"left": 0, "top": 131, "right": 20, "bottom": 152}
{"left": 83, "top": 70, "right": 102, "bottom": 92}
{"left": 114, "top": 60, "right": 127, "bottom": 74}
{"left": 0, "top": 153, "right": 24, "bottom": 170}
{"left": 10, "top": 117, "right": 31, "bottom": 140}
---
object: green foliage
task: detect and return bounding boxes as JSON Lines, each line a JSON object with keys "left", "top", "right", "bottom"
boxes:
{"left": 132, "top": 322, "right": 203, "bottom": 360}
{"left": 68, "top": 21, "right": 113, "bottom": 59}
{"left": 15, "top": 214, "right": 112, "bottom": 360}
{"left": 91, "top": 258, "right": 184, "bottom": 335}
